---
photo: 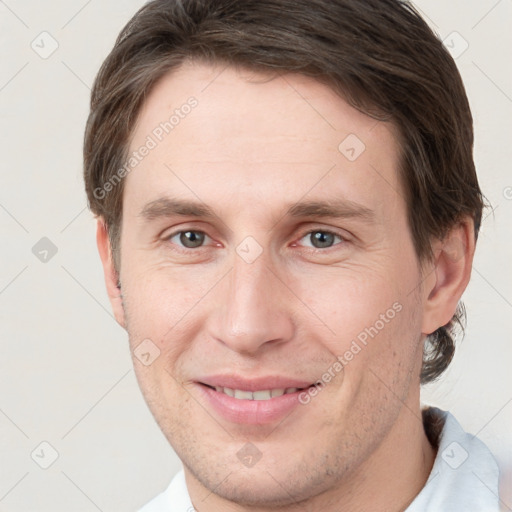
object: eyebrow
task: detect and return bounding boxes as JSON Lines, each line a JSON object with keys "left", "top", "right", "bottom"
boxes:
{"left": 138, "top": 197, "right": 375, "bottom": 223}
{"left": 286, "top": 199, "right": 375, "bottom": 222}
{"left": 139, "top": 197, "right": 216, "bottom": 220}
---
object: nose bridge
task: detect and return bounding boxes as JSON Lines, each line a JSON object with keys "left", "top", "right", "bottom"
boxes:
{"left": 230, "top": 254, "right": 271, "bottom": 327}
{"left": 210, "top": 248, "right": 294, "bottom": 354}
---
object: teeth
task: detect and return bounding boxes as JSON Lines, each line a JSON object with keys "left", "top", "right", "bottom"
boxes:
{"left": 212, "top": 386, "right": 301, "bottom": 400}
{"left": 234, "top": 389, "right": 253, "bottom": 400}
{"left": 253, "top": 390, "right": 272, "bottom": 401}
{"left": 223, "top": 387, "right": 234, "bottom": 397}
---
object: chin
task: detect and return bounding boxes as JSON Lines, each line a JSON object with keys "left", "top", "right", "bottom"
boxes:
{"left": 193, "top": 468, "right": 326, "bottom": 508}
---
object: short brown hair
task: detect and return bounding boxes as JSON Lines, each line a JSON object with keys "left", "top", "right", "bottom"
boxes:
{"left": 84, "top": 0, "right": 484, "bottom": 383}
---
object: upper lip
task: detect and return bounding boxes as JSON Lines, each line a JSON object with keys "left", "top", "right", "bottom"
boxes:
{"left": 198, "top": 375, "right": 314, "bottom": 391}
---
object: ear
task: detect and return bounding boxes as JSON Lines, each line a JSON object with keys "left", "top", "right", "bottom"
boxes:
{"left": 96, "top": 219, "right": 126, "bottom": 329}
{"left": 421, "top": 217, "right": 476, "bottom": 335}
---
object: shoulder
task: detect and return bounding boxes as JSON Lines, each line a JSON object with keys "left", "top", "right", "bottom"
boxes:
{"left": 407, "top": 407, "right": 500, "bottom": 512}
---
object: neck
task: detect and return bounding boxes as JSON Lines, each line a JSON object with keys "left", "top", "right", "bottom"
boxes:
{"left": 338, "top": 402, "right": 437, "bottom": 511}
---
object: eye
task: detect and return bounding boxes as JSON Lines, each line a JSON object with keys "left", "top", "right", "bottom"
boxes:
{"left": 168, "top": 230, "right": 210, "bottom": 249}
{"left": 298, "top": 230, "right": 344, "bottom": 249}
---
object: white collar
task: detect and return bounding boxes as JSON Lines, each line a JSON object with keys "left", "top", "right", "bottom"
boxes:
{"left": 406, "top": 407, "right": 499, "bottom": 511}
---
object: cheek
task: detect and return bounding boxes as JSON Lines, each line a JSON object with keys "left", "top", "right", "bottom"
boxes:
{"left": 121, "top": 257, "right": 217, "bottom": 337}
{"left": 294, "top": 262, "right": 422, "bottom": 373}
{"left": 120, "top": 261, "right": 228, "bottom": 401}
{"left": 295, "top": 269, "right": 398, "bottom": 337}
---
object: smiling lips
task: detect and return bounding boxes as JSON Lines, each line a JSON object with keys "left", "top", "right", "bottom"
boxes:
{"left": 199, "top": 375, "right": 313, "bottom": 395}
{"left": 209, "top": 386, "right": 302, "bottom": 401}
{"left": 197, "top": 375, "right": 314, "bottom": 424}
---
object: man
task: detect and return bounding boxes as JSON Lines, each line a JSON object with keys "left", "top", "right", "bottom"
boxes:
{"left": 83, "top": 0, "right": 500, "bottom": 510}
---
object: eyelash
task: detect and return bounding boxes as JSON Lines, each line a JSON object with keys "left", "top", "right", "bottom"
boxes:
{"left": 164, "top": 228, "right": 346, "bottom": 252}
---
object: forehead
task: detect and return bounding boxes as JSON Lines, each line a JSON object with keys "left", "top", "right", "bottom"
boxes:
{"left": 125, "top": 61, "right": 403, "bottom": 220}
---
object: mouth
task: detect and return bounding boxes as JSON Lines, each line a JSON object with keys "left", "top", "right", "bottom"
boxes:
{"left": 201, "top": 383, "right": 308, "bottom": 401}
{"left": 195, "top": 376, "right": 315, "bottom": 424}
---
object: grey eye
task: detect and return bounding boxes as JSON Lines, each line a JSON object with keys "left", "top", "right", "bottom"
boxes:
{"left": 300, "top": 230, "right": 342, "bottom": 249}
{"left": 176, "top": 231, "right": 206, "bottom": 248}
{"left": 310, "top": 231, "right": 335, "bottom": 248}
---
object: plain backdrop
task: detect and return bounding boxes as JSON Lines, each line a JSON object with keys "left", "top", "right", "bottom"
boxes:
{"left": 0, "top": 1, "right": 511, "bottom": 511}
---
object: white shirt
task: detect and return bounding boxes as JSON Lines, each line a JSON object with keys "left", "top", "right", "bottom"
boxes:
{"left": 139, "top": 408, "right": 500, "bottom": 511}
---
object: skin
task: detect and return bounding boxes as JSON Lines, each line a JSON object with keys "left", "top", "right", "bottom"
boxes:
{"left": 97, "top": 61, "right": 475, "bottom": 511}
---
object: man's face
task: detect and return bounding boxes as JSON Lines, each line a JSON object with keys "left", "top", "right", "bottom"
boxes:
{"left": 116, "top": 62, "right": 429, "bottom": 506}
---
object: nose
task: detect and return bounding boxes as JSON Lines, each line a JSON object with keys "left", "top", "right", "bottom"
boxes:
{"left": 206, "top": 250, "right": 295, "bottom": 355}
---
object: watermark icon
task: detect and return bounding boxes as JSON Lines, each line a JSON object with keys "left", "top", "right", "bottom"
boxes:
{"left": 236, "top": 236, "right": 263, "bottom": 264}
{"left": 503, "top": 186, "right": 512, "bottom": 200}
{"left": 299, "top": 301, "right": 403, "bottom": 404}
{"left": 237, "top": 442, "right": 262, "bottom": 468}
{"left": 133, "top": 338, "right": 160, "bottom": 366}
{"left": 31, "top": 31, "right": 59, "bottom": 59}
{"left": 31, "top": 441, "right": 59, "bottom": 469}
{"left": 338, "top": 133, "right": 366, "bottom": 162}
{"left": 442, "top": 31, "right": 469, "bottom": 60}
{"left": 443, "top": 235, "right": 466, "bottom": 263}
{"left": 32, "top": 237, "right": 58, "bottom": 263}
{"left": 93, "top": 97, "right": 198, "bottom": 200}
{"left": 442, "top": 441, "right": 468, "bottom": 469}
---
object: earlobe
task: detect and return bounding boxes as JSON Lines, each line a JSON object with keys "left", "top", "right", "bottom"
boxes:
{"left": 421, "top": 219, "right": 476, "bottom": 335}
{"left": 96, "top": 219, "right": 126, "bottom": 329}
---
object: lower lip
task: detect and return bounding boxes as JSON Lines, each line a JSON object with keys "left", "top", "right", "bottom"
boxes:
{"left": 196, "top": 384, "right": 307, "bottom": 425}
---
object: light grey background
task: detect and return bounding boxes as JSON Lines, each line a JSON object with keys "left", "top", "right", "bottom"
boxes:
{"left": 0, "top": 1, "right": 510, "bottom": 510}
